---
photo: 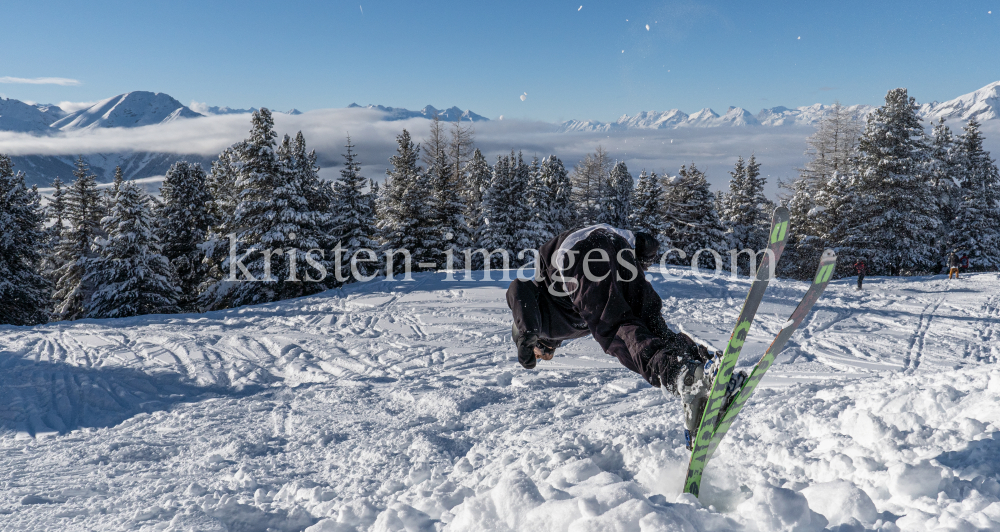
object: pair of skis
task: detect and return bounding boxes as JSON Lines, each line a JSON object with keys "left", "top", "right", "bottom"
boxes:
{"left": 683, "top": 207, "right": 837, "bottom": 498}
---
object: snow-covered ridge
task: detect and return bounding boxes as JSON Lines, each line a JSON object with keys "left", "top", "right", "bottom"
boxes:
{"left": 347, "top": 103, "right": 489, "bottom": 122}
{"left": 559, "top": 80, "right": 1000, "bottom": 132}
{"left": 0, "top": 97, "right": 68, "bottom": 133}
{"left": 49, "top": 91, "right": 204, "bottom": 131}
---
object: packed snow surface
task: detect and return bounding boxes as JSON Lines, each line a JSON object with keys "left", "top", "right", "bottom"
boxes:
{"left": 2, "top": 268, "right": 1000, "bottom": 531}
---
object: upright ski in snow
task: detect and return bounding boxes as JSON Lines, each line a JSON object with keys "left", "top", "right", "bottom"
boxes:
{"left": 704, "top": 248, "right": 837, "bottom": 461}
{"left": 682, "top": 207, "right": 790, "bottom": 497}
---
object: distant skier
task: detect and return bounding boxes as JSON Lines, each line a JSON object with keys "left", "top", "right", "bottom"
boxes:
{"left": 854, "top": 259, "right": 866, "bottom": 290}
{"left": 948, "top": 250, "right": 960, "bottom": 280}
{"left": 507, "top": 224, "right": 736, "bottom": 448}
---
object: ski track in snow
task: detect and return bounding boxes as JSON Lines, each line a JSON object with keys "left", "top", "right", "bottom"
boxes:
{"left": 1, "top": 269, "right": 1000, "bottom": 531}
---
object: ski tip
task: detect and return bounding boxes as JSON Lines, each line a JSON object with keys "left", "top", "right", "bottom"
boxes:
{"left": 822, "top": 249, "right": 837, "bottom": 263}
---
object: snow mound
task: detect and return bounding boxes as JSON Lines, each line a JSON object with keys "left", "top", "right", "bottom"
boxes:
{"left": 737, "top": 484, "right": 827, "bottom": 532}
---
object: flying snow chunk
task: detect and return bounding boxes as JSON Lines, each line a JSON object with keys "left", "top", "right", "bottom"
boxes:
{"left": 520, "top": 92, "right": 527, "bottom": 102}
{"left": 798, "top": 36, "right": 801, "bottom": 39}
{"left": 646, "top": 24, "right": 650, "bottom": 31}
{"left": 578, "top": 5, "right": 582, "bottom": 11}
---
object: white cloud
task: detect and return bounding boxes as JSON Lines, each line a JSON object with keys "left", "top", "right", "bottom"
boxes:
{"left": 0, "top": 107, "right": 818, "bottom": 197}
{"left": 188, "top": 101, "right": 214, "bottom": 115}
{"left": 0, "top": 76, "right": 82, "bottom": 86}
{"left": 56, "top": 100, "right": 99, "bottom": 113}
{"left": 20, "top": 106, "right": 1000, "bottom": 199}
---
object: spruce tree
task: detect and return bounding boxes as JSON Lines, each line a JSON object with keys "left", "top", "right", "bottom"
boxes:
{"left": 86, "top": 182, "right": 180, "bottom": 318}
{"left": 630, "top": 170, "right": 669, "bottom": 247}
{"left": 157, "top": 161, "right": 215, "bottom": 311}
{"left": 331, "top": 136, "right": 380, "bottom": 281}
{"left": 524, "top": 156, "right": 553, "bottom": 245}
{"left": 52, "top": 157, "right": 104, "bottom": 321}
{"left": 600, "top": 161, "right": 633, "bottom": 228}
{"left": 722, "top": 154, "right": 769, "bottom": 275}
{"left": 101, "top": 166, "right": 125, "bottom": 218}
{"left": 662, "top": 164, "right": 729, "bottom": 269}
{"left": 928, "top": 119, "right": 961, "bottom": 260}
{"left": 541, "top": 155, "right": 574, "bottom": 237}
{"left": 836, "top": 88, "right": 939, "bottom": 275}
{"left": 0, "top": 155, "right": 51, "bottom": 325}
{"left": 206, "top": 143, "right": 244, "bottom": 228}
{"left": 377, "top": 129, "right": 436, "bottom": 273}
{"left": 41, "top": 177, "right": 67, "bottom": 285}
{"left": 480, "top": 152, "right": 534, "bottom": 267}
{"left": 463, "top": 148, "right": 492, "bottom": 261}
{"left": 202, "top": 109, "right": 329, "bottom": 310}
{"left": 425, "top": 120, "right": 470, "bottom": 268}
{"left": 951, "top": 118, "right": 1000, "bottom": 270}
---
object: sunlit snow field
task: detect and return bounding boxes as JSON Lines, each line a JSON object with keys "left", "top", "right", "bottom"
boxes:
{"left": 2, "top": 267, "right": 1000, "bottom": 531}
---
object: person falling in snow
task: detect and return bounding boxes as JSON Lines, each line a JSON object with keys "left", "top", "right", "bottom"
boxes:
{"left": 506, "top": 224, "right": 743, "bottom": 449}
{"left": 948, "top": 250, "right": 961, "bottom": 280}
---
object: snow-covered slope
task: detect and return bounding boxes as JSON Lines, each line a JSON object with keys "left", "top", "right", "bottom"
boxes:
{"left": 49, "top": 91, "right": 204, "bottom": 131}
{"left": 0, "top": 98, "right": 67, "bottom": 133}
{"left": 922, "top": 81, "right": 1000, "bottom": 123}
{"left": 2, "top": 268, "right": 999, "bottom": 530}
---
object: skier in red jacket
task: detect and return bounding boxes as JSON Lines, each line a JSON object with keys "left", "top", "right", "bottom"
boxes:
{"left": 854, "top": 259, "right": 866, "bottom": 290}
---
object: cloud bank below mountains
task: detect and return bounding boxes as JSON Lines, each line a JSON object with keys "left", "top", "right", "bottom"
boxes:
{"left": 5, "top": 108, "right": 1000, "bottom": 197}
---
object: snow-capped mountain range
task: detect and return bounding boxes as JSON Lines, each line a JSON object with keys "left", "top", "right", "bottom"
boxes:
{"left": 347, "top": 103, "right": 489, "bottom": 122}
{"left": 1, "top": 82, "right": 999, "bottom": 186}
{"left": 559, "top": 80, "right": 1000, "bottom": 132}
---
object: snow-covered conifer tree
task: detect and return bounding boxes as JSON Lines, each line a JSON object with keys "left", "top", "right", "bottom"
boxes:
{"left": 541, "top": 155, "right": 574, "bottom": 237}
{"left": 206, "top": 143, "right": 244, "bottom": 227}
{"left": 928, "top": 119, "right": 961, "bottom": 258}
{"left": 463, "top": 148, "right": 492, "bottom": 259}
{"left": 377, "top": 129, "right": 436, "bottom": 273}
{"left": 722, "top": 154, "right": 770, "bottom": 275}
{"left": 951, "top": 118, "right": 1000, "bottom": 270}
{"left": 424, "top": 119, "right": 470, "bottom": 267}
{"left": 202, "top": 109, "right": 329, "bottom": 310}
{"left": 662, "top": 164, "right": 729, "bottom": 269}
{"left": 331, "top": 136, "right": 380, "bottom": 281}
{"left": 41, "top": 177, "right": 67, "bottom": 284}
{"left": 101, "top": 166, "right": 125, "bottom": 218}
{"left": 630, "top": 170, "right": 669, "bottom": 247}
{"left": 86, "top": 182, "right": 180, "bottom": 318}
{"left": 157, "top": 161, "right": 215, "bottom": 311}
{"left": 0, "top": 155, "right": 51, "bottom": 325}
{"left": 836, "top": 88, "right": 939, "bottom": 274}
{"left": 600, "top": 161, "right": 633, "bottom": 229}
{"left": 480, "top": 152, "right": 534, "bottom": 267}
{"left": 52, "top": 157, "right": 104, "bottom": 321}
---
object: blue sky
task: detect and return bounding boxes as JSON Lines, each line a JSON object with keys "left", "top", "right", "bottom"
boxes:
{"left": 2, "top": 0, "right": 998, "bottom": 122}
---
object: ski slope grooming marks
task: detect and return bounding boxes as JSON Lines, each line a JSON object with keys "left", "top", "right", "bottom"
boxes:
{"left": 1, "top": 270, "right": 1000, "bottom": 530}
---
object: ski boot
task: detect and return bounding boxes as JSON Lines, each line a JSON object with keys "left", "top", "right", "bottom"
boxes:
{"left": 679, "top": 356, "right": 748, "bottom": 450}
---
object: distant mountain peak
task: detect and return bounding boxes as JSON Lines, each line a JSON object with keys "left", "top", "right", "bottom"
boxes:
{"left": 50, "top": 91, "right": 203, "bottom": 131}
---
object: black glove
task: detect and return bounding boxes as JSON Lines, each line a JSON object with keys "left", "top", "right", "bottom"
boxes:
{"left": 516, "top": 331, "right": 540, "bottom": 369}
{"left": 676, "top": 333, "right": 710, "bottom": 362}
{"left": 646, "top": 333, "right": 710, "bottom": 392}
